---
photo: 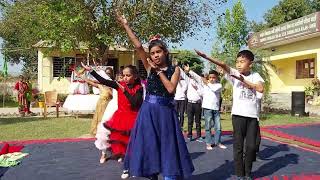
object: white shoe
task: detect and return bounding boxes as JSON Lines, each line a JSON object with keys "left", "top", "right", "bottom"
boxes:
{"left": 121, "top": 170, "right": 129, "bottom": 179}
{"left": 206, "top": 144, "right": 213, "bottom": 150}
{"left": 118, "top": 158, "right": 123, "bottom": 162}
{"left": 218, "top": 144, "right": 227, "bottom": 149}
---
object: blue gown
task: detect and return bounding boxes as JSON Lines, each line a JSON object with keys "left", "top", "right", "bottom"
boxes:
{"left": 124, "top": 65, "right": 195, "bottom": 179}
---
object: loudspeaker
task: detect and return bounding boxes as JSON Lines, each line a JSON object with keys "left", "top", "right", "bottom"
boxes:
{"left": 291, "top": 91, "right": 305, "bottom": 116}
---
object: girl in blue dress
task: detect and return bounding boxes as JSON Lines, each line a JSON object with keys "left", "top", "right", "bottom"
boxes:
{"left": 116, "top": 12, "right": 194, "bottom": 180}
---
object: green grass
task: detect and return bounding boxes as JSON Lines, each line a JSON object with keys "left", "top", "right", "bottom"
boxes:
{"left": 0, "top": 116, "right": 91, "bottom": 141}
{"left": 0, "top": 113, "right": 319, "bottom": 142}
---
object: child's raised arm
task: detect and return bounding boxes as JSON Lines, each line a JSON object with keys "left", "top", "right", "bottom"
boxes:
{"left": 116, "top": 11, "right": 150, "bottom": 71}
{"left": 195, "top": 50, "right": 231, "bottom": 74}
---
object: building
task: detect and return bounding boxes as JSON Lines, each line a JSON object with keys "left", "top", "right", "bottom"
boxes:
{"left": 35, "top": 41, "right": 147, "bottom": 94}
{"left": 248, "top": 12, "right": 320, "bottom": 109}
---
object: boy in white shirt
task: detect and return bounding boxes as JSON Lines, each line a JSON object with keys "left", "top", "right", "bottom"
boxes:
{"left": 184, "top": 65, "right": 226, "bottom": 150}
{"left": 174, "top": 70, "right": 188, "bottom": 128}
{"left": 195, "top": 49, "right": 264, "bottom": 180}
{"left": 180, "top": 67, "right": 203, "bottom": 141}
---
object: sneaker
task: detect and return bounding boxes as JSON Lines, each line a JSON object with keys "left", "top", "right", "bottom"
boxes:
{"left": 206, "top": 144, "right": 213, "bottom": 150}
{"left": 217, "top": 144, "right": 227, "bottom": 149}
{"left": 118, "top": 158, "right": 123, "bottom": 162}
{"left": 121, "top": 170, "right": 129, "bottom": 179}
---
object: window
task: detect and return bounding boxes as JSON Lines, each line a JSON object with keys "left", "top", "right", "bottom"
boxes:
{"left": 53, "top": 57, "right": 75, "bottom": 77}
{"left": 296, "top": 59, "right": 315, "bottom": 79}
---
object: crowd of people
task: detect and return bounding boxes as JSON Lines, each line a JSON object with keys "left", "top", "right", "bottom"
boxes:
{"left": 69, "top": 11, "right": 265, "bottom": 180}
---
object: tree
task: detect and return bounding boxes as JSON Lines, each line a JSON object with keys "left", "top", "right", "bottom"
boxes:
{"left": 251, "top": 0, "right": 320, "bottom": 32}
{"left": 211, "top": 0, "right": 272, "bottom": 100}
{"left": 0, "top": 0, "right": 227, "bottom": 67}
{"left": 173, "top": 50, "right": 204, "bottom": 75}
{"left": 212, "top": 0, "right": 248, "bottom": 66}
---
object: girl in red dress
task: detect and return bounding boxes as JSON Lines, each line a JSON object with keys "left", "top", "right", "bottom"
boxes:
{"left": 82, "top": 63, "right": 143, "bottom": 161}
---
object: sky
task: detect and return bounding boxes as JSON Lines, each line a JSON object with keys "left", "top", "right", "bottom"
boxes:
{"left": 0, "top": 0, "right": 280, "bottom": 75}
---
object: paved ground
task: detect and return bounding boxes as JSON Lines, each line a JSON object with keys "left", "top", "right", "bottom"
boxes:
{"left": 0, "top": 107, "right": 94, "bottom": 117}
{"left": 1, "top": 135, "right": 319, "bottom": 180}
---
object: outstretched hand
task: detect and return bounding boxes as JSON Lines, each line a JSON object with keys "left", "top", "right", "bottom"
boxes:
{"left": 182, "top": 64, "right": 190, "bottom": 73}
{"left": 115, "top": 10, "right": 128, "bottom": 26}
{"left": 194, "top": 49, "right": 207, "bottom": 59}
{"left": 81, "top": 62, "right": 92, "bottom": 71}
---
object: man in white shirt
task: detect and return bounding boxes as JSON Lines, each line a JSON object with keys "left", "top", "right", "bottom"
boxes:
{"left": 180, "top": 67, "right": 202, "bottom": 141}
{"left": 174, "top": 69, "right": 188, "bottom": 127}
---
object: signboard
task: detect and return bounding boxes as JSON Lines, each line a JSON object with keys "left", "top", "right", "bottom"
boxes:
{"left": 248, "top": 12, "right": 320, "bottom": 48}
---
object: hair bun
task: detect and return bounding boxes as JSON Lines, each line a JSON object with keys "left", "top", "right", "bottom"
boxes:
{"left": 149, "top": 34, "right": 161, "bottom": 43}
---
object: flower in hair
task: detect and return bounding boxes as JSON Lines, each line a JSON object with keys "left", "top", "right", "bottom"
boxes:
{"left": 149, "top": 34, "right": 161, "bottom": 43}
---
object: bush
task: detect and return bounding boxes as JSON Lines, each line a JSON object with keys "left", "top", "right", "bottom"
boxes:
{"left": 0, "top": 94, "right": 17, "bottom": 102}
{"left": 0, "top": 94, "right": 18, "bottom": 107}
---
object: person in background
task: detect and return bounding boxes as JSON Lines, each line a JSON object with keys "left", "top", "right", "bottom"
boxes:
{"left": 14, "top": 75, "right": 28, "bottom": 116}
{"left": 174, "top": 68, "right": 188, "bottom": 128}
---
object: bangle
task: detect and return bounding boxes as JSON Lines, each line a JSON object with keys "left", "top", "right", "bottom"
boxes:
{"left": 157, "top": 70, "right": 163, "bottom": 75}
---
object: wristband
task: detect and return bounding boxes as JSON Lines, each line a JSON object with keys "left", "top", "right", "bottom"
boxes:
{"left": 157, "top": 70, "right": 163, "bottom": 75}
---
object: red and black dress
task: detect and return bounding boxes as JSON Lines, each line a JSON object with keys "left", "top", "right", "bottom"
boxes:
{"left": 90, "top": 70, "right": 143, "bottom": 158}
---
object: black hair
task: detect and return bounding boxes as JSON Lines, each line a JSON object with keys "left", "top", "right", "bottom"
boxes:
{"left": 237, "top": 50, "right": 254, "bottom": 61}
{"left": 140, "top": 74, "right": 146, "bottom": 80}
{"left": 148, "top": 39, "right": 170, "bottom": 65}
{"left": 123, "top": 65, "right": 141, "bottom": 84}
{"left": 105, "top": 67, "right": 114, "bottom": 80}
{"left": 208, "top": 70, "right": 219, "bottom": 76}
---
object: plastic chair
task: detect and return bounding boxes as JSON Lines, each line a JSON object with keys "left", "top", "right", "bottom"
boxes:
{"left": 43, "top": 91, "right": 60, "bottom": 118}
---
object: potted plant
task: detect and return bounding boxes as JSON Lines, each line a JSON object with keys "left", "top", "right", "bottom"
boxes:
{"left": 36, "top": 94, "right": 45, "bottom": 108}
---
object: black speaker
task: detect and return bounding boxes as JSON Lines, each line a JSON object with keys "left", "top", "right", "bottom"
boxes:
{"left": 291, "top": 91, "right": 305, "bottom": 116}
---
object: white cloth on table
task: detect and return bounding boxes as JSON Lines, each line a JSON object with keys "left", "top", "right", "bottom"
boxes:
{"left": 94, "top": 89, "right": 118, "bottom": 151}
{"left": 63, "top": 94, "right": 100, "bottom": 111}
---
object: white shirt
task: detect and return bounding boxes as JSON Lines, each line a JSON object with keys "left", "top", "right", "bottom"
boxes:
{"left": 174, "top": 69, "right": 188, "bottom": 100}
{"left": 179, "top": 68, "right": 202, "bottom": 102}
{"left": 189, "top": 71, "right": 222, "bottom": 110}
{"left": 225, "top": 68, "right": 264, "bottom": 118}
